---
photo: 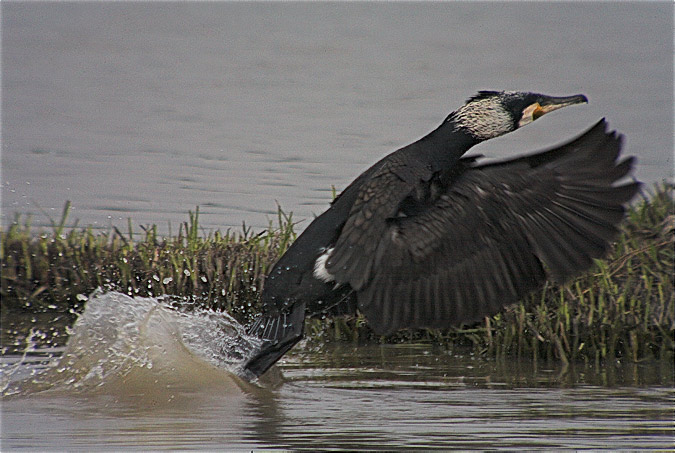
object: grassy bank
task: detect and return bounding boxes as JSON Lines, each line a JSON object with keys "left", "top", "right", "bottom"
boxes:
{"left": 2, "top": 184, "right": 673, "bottom": 364}
{"left": 1, "top": 205, "right": 297, "bottom": 319}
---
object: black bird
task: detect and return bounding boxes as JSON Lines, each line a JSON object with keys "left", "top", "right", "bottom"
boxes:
{"left": 242, "top": 90, "right": 639, "bottom": 378}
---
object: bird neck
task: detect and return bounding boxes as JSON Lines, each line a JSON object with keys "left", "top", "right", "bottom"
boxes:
{"left": 414, "top": 117, "right": 482, "bottom": 169}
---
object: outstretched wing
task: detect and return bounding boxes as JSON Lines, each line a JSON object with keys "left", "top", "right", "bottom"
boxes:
{"left": 331, "top": 119, "right": 640, "bottom": 334}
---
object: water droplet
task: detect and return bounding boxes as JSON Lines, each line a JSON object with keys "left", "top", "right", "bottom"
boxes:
{"left": 163, "top": 277, "right": 173, "bottom": 285}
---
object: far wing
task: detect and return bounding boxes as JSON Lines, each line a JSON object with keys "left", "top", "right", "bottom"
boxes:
{"left": 325, "top": 151, "right": 430, "bottom": 290}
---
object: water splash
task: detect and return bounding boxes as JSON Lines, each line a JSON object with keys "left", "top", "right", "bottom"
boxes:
{"left": 2, "top": 290, "right": 262, "bottom": 398}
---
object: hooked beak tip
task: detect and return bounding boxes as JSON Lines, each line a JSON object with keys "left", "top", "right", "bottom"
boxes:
{"left": 549, "top": 93, "right": 588, "bottom": 106}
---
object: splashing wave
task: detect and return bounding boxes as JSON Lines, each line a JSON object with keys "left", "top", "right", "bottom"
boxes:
{"left": 3, "top": 291, "right": 261, "bottom": 398}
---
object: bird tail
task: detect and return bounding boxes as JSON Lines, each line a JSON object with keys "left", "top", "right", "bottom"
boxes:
{"left": 242, "top": 301, "right": 306, "bottom": 379}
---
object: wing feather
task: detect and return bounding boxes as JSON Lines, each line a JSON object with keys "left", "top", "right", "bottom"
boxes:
{"left": 330, "top": 119, "right": 639, "bottom": 334}
{"left": 326, "top": 159, "right": 415, "bottom": 290}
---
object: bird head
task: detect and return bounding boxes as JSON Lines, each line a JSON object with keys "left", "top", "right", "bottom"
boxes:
{"left": 449, "top": 91, "right": 588, "bottom": 140}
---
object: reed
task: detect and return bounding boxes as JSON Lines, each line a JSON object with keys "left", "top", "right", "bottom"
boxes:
{"left": 1, "top": 205, "right": 297, "bottom": 324}
{"left": 2, "top": 184, "right": 673, "bottom": 363}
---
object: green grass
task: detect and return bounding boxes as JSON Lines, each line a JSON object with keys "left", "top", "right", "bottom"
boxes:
{"left": 1, "top": 205, "right": 296, "bottom": 322}
{"left": 2, "top": 184, "right": 673, "bottom": 363}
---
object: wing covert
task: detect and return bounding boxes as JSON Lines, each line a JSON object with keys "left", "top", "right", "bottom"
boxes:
{"left": 325, "top": 153, "right": 431, "bottom": 290}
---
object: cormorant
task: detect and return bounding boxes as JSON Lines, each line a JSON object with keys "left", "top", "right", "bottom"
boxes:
{"left": 242, "top": 90, "right": 640, "bottom": 378}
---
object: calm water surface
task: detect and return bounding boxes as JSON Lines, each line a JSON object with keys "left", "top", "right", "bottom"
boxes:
{"left": 2, "top": 2, "right": 673, "bottom": 234}
{"left": 1, "top": 292, "right": 673, "bottom": 450}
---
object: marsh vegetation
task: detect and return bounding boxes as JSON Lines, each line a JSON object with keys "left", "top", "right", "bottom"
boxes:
{"left": 2, "top": 184, "right": 673, "bottom": 364}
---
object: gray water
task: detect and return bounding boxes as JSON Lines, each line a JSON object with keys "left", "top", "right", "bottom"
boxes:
{"left": 2, "top": 2, "right": 673, "bottom": 234}
{"left": 1, "top": 292, "right": 673, "bottom": 451}
{"left": 2, "top": 3, "right": 674, "bottom": 450}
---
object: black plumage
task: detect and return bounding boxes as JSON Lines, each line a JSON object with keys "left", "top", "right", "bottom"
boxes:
{"left": 242, "top": 91, "right": 640, "bottom": 378}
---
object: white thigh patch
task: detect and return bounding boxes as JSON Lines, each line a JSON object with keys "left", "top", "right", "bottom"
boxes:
{"left": 313, "top": 247, "right": 335, "bottom": 282}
